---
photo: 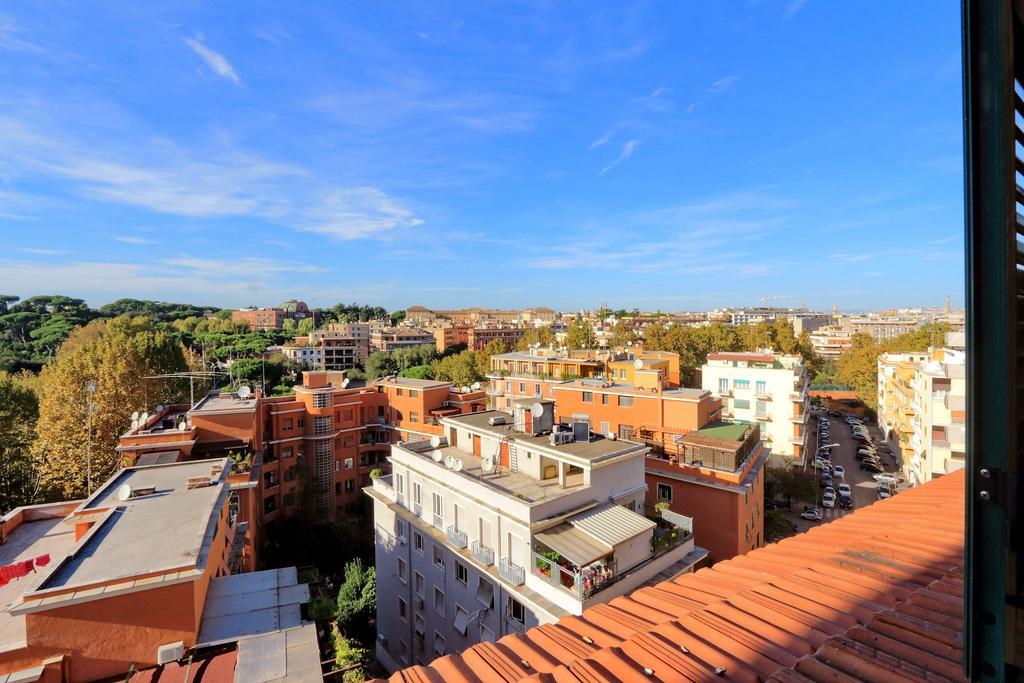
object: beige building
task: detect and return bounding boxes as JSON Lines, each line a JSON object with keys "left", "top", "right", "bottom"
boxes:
{"left": 878, "top": 337, "right": 966, "bottom": 486}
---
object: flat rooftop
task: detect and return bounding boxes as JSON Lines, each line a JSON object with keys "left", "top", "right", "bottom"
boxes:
{"left": 0, "top": 504, "right": 78, "bottom": 651}
{"left": 563, "top": 380, "right": 709, "bottom": 399}
{"left": 374, "top": 377, "right": 450, "bottom": 390}
{"left": 444, "top": 411, "right": 646, "bottom": 464}
{"left": 490, "top": 352, "right": 604, "bottom": 364}
{"left": 34, "top": 459, "right": 230, "bottom": 593}
{"left": 191, "top": 392, "right": 259, "bottom": 413}
{"left": 693, "top": 421, "right": 750, "bottom": 441}
{"left": 400, "top": 442, "right": 585, "bottom": 503}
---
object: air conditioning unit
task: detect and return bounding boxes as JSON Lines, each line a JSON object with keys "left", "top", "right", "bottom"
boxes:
{"left": 157, "top": 641, "right": 185, "bottom": 665}
{"left": 488, "top": 416, "right": 507, "bottom": 426}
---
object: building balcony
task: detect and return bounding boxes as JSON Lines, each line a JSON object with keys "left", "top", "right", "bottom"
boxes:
{"left": 471, "top": 540, "right": 494, "bottom": 566}
{"left": 755, "top": 390, "right": 772, "bottom": 400}
{"left": 485, "top": 387, "right": 504, "bottom": 397}
{"left": 371, "top": 473, "right": 394, "bottom": 500}
{"left": 532, "top": 550, "right": 614, "bottom": 600}
{"left": 446, "top": 526, "right": 468, "bottom": 549}
{"left": 432, "top": 513, "right": 443, "bottom": 530}
{"left": 499, "top": 557, "right": 525, "bottom": 586}
{"left": 413, "top": 502, "right": 422, "bottom": 517}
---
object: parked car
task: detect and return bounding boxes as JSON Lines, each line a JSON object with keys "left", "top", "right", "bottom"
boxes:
{"left": 828, "top": 410, "right": 841, "bottom": 417}
{"left": 822, "top": 490, "right": 836, "bottom": 508}
{"left": 820, "top": 473, "right": 833, "bottom": 488}
{"left": 838, "top": 483, "right": 852, "bottom": 497}
{"left": 800, "top": 508, "right": 823, "bottom": 521}
{"left": 845, "top": 417, "right": 861, "bottom": 425}
{"left": 839, "top": 493, "right": 854, "bottom": 509}
{"left": 861, "top": 460, "right": 884, "bottom": 473}
{"left": 877, "top": 488, "right": 893, "bottom": 500}
{"left": 833, "top": 465, "right": 845, "bottom": 480}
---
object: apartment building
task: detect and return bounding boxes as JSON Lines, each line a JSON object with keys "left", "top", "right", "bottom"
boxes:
{"left": 426, "top": 325, "right": 470, "bottom": 353}
{"left": 809, "top": 325, "right": 855, "bottom": 358}
{"left": 371, "top": 327, "right": 436, "bottom": 353}
{"left": 701, "top": 352, "right": 809, "bottom": 465}
{"left": 719, "top": 307, "right": 831, "bottom": 333}
{"left": 404, "top": 306, "right": 557, "bottom": 326}
{"left": 645, "top": 421, "right": 768, "bottom": 563}
{"left": 0, "top": 459, "right": 320, "bottom": 682}
{"left": 117, "top": 372, "right": 486, "bottom": 532}
{"left": 366, "top": 403, "right": 706, "bottom": 673}
{"left": 231, "top": 299, "right": 310, "bottom": 330}
{"left": 279, "top": 341, "right": 324, "bottom": 368}
{"left": 878, "top": 343, "right": 966, "bottom": 486}
{"left": 466, "top": 326, "right": 526, "bottom": 351}
{"left": 486, "top": 350, "right": 606, "bottom": 409}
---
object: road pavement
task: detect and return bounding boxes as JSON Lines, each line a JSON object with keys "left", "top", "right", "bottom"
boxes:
{"left": 793, "top": 410, "right": 901, "bottom": 531}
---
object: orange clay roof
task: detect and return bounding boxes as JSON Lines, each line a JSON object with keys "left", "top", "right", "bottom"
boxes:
{"left": 381, "top": 469, "right": 965, "bottom": 683}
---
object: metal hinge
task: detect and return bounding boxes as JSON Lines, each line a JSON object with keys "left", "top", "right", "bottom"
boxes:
{"left": 978, "top": 467, "right": 1019, "bottom": 522}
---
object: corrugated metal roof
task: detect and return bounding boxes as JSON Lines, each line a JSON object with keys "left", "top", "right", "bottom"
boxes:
{"left": 535, "top": 523, "right": 611, "bottom": 566}
{"left": 381, "top": 469, "right": 965, "bottom": 683}
{"left": 567, "top": 502, "right": 656, "bottom": 548}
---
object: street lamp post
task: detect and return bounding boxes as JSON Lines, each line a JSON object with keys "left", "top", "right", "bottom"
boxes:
{"left": 85, "top": 380, "right": 97, "bottom": 495}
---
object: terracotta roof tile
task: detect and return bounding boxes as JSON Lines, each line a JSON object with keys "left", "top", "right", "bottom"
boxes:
{"left": 380, "top": 470, "right": 966, "bottom": 683}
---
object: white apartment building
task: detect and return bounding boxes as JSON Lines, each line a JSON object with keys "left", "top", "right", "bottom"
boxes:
{"left": 877, "top": 343, "right": 966, "bottom": 486}
{"left": 809, "top": 326, "right": 854, "bottom": 358}
{"left": 366, "top": 401, "right": 705, "bottom": 673}
{"left": 701, "top": 352, "right": 809, "bottom": 466}
{"left": 280, "top": 343, "right": 324, "bottom": 368}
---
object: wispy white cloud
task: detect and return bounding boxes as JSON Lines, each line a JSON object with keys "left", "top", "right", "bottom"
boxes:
{"left": 184, "top": 37, "right": 241, "bottom": 84}
{"left": 17, "top": 247, "right": 64, "bottom": 255}
{"left": 0, "top": 115, "right": 423, "bottom": 241}
{"left": 588, "top": 131, "right": 613, "bottom": 150}
{"left": 0, "top": 14, "right": 46, "bottom": 54}
{"left": 785, "top": 0, "right": 809, "bottom": 19}
{"left": 114, "top": 235, "right": 155, "bottom": 245}
{"left": 707, "top": 76, "right": 738, "bottom": 95}
{"left": 599, "top": 139, "right": 640, "bottom": 176}
{"left": 930, "top": 235, "right": 960, "bottom": 246}
{"left": 634, "top": 86, "right": 673, "bottom": 112}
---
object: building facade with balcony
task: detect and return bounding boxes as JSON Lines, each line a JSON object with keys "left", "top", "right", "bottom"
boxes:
{"left": 878, "top": 340, "right": 966, "bottom": 486}
{"left": 700, "top": 352, "right": 808, "bottom": 465}
{"left": 371, "top": 327, "right": 437, "bottom": 352}
{"left": 366, "top": 403, "right": 706, "bottom": 674}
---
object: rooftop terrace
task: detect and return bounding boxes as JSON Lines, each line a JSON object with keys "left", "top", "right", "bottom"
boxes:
{"left": 445, "top": 411, "right": 647, "bottom": 464}
{"left": 190, "top": 392, "right": 259, "bottom": 413}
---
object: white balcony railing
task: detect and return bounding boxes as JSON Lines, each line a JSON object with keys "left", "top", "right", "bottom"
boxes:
{"left": 446, "top": 526, "right": 468, "bottom": 549}
{"left": 471, "top": 540, "right": 494, "bottom": 566}
{"left": 432, "top": 513, "right": 443, "bottom": 530}
{"left": 499, "top": 557, "right": 525, "bottom": 586}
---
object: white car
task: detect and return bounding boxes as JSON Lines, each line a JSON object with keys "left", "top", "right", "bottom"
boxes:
{"left": 877, "top": 488, "right": 893, "bottom": 500}
{"left": 838, "top": 483, "right": 852, "bottom": 497}
{"left": 822, "top": 491, "right": 836, "bottom": 508}
{"left": 833, "top": 465, "right": 845, "bottom": 480}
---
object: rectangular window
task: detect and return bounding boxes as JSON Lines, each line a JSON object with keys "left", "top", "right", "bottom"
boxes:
{"left": 619, "top": 369, "right": 627, "bottom": 379}
{"left": 433, "top": 544, "right": 445, "bottom": 569}
{"left": 399, "top": 596, "right": 408, "bottom": 621}
{"left": 518, "top": 382, "right": 525, "bottom": 392}
{"left": 282, "top": 446, "right": 293, "bottom": 458}
{"left": 414, "top": 571, "right": 424, "bottom": 597}
{"left": 410, "top": 389, "right": 418, "bottom": 398}
{"left": 601, "top": 393, "right": 608, "bottom": 405}
{"left": 431, "top": 493, "right": 444, "bottom": 529}
{"left": 414, "top": 531, "right": 424, "bottom": 553}
{"left": 618, "top": 424, "right": 634, "bottom": 440}
{"left": 433, "top": 586, "right": 445, "bottom": 615}
{"left": 657, "top": 483, "right": 672, "bottom": 501}
{"left": 734, "top": 399, "right": 751, "bottom": 409}
{"left": 432, "top": 632, "right": 446, "bottom": 657}
{"left": 344, "top": 457, "right": 353, "bottom": 469}
{"left": 755, "top": 381, "right": 767, "bottom": 396}
{"left": 505, "top": 381, "right": 511, "bottom": 391}
{"left": 454, "top": 604, "right": 470, "bottom": 636}
{"left": 344, "top": 479, "right": 354, "bottom": 492}
{"left": 734, "top": 379, "right": 750, "bottom": 389}
{"left": 582, "top": 391, "right": 593, "bottom": 402}
{"left": 618, "top": 395, "right": 634, "bottom": 407}
{"left": 718, "top": 378, "right": 729, "bottom": 394}
{"left": 410, "top": 411, "right": 419, "bottom": 423}
{"left": 534, "top": 383, "right": 541, "bottom": 394}
{"left": 395, "top": 518, "right": 408, "bottom": 541}
{"left": 397, "top": 557, "right": 407, "bottom": 582}
{"left": 456, "top": 561, "right": 468, "bottom": 585}
{"left": 396, "top": 388, "right": 403, "bottom": 396}
{"left": 508, "top": 597, "right": 525, "bottom": 624}
{"left": 755, "top": 400, "right": 767, "bottom": 417}
{"left": 600, "top": 421, "right": 610, "bottom": 435}
{"left": 283, "top": 417, "right": 293, "bottom": 430}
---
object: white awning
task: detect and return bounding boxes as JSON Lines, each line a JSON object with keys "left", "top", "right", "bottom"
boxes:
{"left": 568, "top": 502, "right": 656, "bottom": 548}
{"left": 535, "top": 523, "right": 610, "bottom": 567}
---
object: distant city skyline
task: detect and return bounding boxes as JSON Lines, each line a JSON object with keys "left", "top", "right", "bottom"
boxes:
{"left": 0, "top": 3, "right": 964, "bottom": 310}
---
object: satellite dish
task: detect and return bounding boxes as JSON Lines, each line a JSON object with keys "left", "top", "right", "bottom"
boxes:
{"left": 430, "top": 435, "right": 442, "bottom": 448}
{"left": 461, "top": 386, "right": 470, "bottom": 393}
{"left": 131, "top": 411, "right": 140, "bottom": 422}
{"left": 530, "top": 402, "right": 545, "bottom": 418}
{"left": 117, "top": 483, "right": 133, "bottom": 501}
{"left": 634, "top": 358, "right": 644, "bottom": 369}
{"left": 178, "top": 422, "right": 188, "bottom": 431}
{"left": 453, "top": 458, "right": 464, "bottom": 472}
{"left": 342, "top": 378, "right": 350, "bottom": 388}
{"left": 472, "top": 382, "right": 481, "bottom": 390}
{"left": 237, "top": 385, "right": 252, "bottom": 399}
{"left": 155, "top": 404, "right": 164, "bottom": 413}
{"left": 139, "top": 412, "right": 149, "bottom": 426}
{"left": 432, "top": 450, "right": 443, "bottom": 462}
{"left": 481, "top": 455, "right": 495, "bottom": 473}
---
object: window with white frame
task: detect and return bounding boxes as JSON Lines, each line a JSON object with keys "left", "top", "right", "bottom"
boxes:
{"left": 657, "top": 483, "right": 672, "bottom": 501}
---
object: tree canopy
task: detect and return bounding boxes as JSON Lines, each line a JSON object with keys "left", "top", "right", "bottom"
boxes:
{"left": 564, "top": 318, "right": 597, "bottom": 349}
{"left": 516, "top": 326, "right": 556, "bottom": 350}
{"left": 431, "top": 350, "right": 483, "bottom": 386}
{"left": 0, "top": 372, "right": 40, "bottom": 514}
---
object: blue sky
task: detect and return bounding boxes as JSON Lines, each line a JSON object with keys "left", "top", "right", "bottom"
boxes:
{"left": 0, "top": 1, "right": 964, "bottom": 312}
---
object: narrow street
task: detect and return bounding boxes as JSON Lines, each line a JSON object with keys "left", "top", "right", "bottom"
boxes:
{"left": 791, "top": 410, "right": 901, "bottom": 532}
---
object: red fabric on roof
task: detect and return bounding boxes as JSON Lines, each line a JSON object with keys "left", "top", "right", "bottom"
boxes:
{"left": 809, "top": 390, "right": 859, "bottom": 400}
{"left": 381, "top": 470, "right": 966, "bottom": 683}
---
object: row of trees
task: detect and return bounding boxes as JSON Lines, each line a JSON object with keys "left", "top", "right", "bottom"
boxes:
{"left": 362, "top": 339, "right": 513, "bottom": 387}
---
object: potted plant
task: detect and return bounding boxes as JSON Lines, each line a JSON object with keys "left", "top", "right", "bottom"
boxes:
{"left": 369, "top": 468, "right": 383, "bottom": 479}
